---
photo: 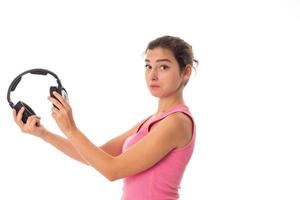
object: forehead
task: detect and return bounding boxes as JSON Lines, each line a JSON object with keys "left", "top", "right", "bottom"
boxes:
{"left": 145, "top": 48, "right": 176, "bottom": 62}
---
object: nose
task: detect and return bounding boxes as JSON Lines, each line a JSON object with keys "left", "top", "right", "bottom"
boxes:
{"left": 149, "top": 68, "right": 158, "bottom": 81}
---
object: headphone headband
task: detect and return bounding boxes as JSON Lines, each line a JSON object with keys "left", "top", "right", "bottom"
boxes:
{"left": 7, "top": 68, "right": 63, "bottom": 108}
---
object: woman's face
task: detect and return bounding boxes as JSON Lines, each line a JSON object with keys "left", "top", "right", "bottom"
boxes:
{"left": 145, "top": 47, "right": 190, "bottom": 98}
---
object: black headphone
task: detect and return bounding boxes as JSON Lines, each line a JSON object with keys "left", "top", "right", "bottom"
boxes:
{"left": 7, "top": 68, "right": 68, "bottom": 123}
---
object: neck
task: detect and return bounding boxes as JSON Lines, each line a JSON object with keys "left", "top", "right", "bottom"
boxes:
{"left": 155, "top": 93, "right": 185, "bottom": 116}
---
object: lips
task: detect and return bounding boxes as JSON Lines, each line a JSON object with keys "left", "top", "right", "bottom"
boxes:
{"left": 150, "top": 84, "right": 160, "bottom": 88}
{"left": 149, "top": 84, "right": 160, "bottom": 90}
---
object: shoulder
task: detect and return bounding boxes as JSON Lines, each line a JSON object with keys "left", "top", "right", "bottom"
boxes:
{"left": 151, "top": 111, "right": 193, "bottom": 148}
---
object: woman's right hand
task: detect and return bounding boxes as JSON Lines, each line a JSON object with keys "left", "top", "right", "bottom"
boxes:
{"left": 12, "top": 107, "right": 47, "bottom": 138}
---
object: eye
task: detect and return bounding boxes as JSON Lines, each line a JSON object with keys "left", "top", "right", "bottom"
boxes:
{"left": 145, "top": 64, "right": 152, "bottom": 70}
{"left": 160, "top": 65, "right": 169, "bottom": 70}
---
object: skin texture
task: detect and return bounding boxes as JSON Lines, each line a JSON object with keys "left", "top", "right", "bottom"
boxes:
{"left": 12, "top": 47, "right": 193, "bottom": 181}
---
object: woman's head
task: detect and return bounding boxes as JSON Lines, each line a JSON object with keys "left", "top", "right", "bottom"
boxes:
{"left": 144, "top": 36, "right": 197, "bottom": 98}
{"left": 145, "top": 35, "right": 198, "bottom": 73}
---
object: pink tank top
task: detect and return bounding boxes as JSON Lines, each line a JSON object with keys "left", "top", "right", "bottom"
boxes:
{"left": 121, "top": 104, "right": 196, "bottom": 200}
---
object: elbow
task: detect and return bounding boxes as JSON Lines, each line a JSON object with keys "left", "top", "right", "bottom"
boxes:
{"left": 97, "top": 165, "right": 121, "bottom": 182}
{"left": 106, "top": 170, "right": 122, "bottom": 182}
{"left": 106, "top": 158, "right": 124, "bottom": 182}
{"left": 92, "top": 157, "right": 123, "bottom": 182}
{"left": 107, "top": 175, "right": 117, "bottom": 182}
{"left": 94, "top": 168, "right": 117, "bottom": 182}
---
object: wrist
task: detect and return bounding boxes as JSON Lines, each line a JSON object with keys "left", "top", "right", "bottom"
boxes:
{"left": 39, "top": 129, "right": 50, "bottom": 141}
{"left": 64, "top": 126, "right": 79, "bottom": 137}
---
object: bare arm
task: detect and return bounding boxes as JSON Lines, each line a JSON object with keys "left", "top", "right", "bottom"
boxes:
{"left": 40, "top": 130, "right": 89, "bottom": 165}
{"left": 41, "top": 123, "right": 139, "bottom": 165}
{"left": 13, "top": 107, "right": 139, "bottom": 166}
{"left": 13, "top": 108, "right": 89, "bottom": 165}
{"left": 41, "top": 123, "right": 139, "bottom": 164}
{"left": 63, "top": 113, "right": 192, "bottom": 181}
{"left": 48, "top": 92, "right": 192, "bottom": 182}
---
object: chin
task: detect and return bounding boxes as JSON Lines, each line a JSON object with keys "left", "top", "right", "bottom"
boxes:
{"left": 150, "top": 93, "right": 161, "bottom": 97}
{"left": 148, "top": 90, "right": 162, "bottom": 97}
{"left": 149, "top": 91, "right": 171, "bottom": 98}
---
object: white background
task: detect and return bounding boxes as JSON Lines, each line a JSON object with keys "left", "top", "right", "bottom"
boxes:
{"left": 0, "top": 0, "right": 299, "bottom": 199}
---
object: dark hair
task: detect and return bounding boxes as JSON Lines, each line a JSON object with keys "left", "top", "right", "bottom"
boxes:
{"left": 145, "top": 35, "right": 198, "bottom": 72}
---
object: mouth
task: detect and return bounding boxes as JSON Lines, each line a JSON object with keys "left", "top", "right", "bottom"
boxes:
{"left": 149, "top": 84, "right": 160, "bottom": 89}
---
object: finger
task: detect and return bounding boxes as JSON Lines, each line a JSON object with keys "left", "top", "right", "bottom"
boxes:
{"left": 13, "top": 108, "right": 24, "bottom": 127}
{"left": 26, "top": 115, "right": 35, "bottom": 125}
{"left": 12, "top": 109, "right": 17, "bottom": 121}
{"left": 22, "top": 116, "right": 38, "bottom": 133}
{"left": 53, "top": 91, "right": 69, "bottom": 108}
{"left": 51, "top": 106, "right": 60, "bottom": 115}
{"left": 26, "top": 115, "right": 40, "bottom": 123}
{"left": 29, "top": 117, "right": 40, "bottom": 127}
{"left": 16, "top": 107, "right": 25, "bottom": 124}
{"left": 48, "top": 96, "right": 63, "bottom": 110}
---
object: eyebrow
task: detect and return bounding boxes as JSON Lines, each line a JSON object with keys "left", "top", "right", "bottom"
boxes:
{"left": 145, "top": 58, "right": 173, "bottom": 63}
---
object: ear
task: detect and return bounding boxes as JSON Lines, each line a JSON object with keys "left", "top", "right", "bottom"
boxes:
{"left": 182, "top": 64, "right": 192, "bottom": 81}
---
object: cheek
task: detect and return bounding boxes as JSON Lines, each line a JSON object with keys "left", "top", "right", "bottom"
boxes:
{"left": 163, "top": 74, "right": 182, "bottom": 88}
{"left": 145, "top": 72, "right": 149, "bottom": 82}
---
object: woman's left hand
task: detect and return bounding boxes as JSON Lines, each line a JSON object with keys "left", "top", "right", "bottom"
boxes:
{"left": 48, "top": 91, "right": 77, "bottom": 135}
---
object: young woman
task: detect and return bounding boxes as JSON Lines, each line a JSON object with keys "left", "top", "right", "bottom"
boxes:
{"left": 12, "top": 35, "right": 198, "bottom": 200}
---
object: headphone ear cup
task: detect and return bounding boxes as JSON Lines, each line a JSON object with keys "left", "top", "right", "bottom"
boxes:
{"left": 50, "top": 86, "right": 69, "bottom": 103}
{"left": 14, "top": 101, "right": 36, "bottom": 123}
{"left": 61, "top": 88, "right": 69, "bottom": 103}
{"left": 50, "top": 86, "right": 60, "bottom": 98}
{"left": 50, "top": 86, "right": 60, "bottom": 109}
